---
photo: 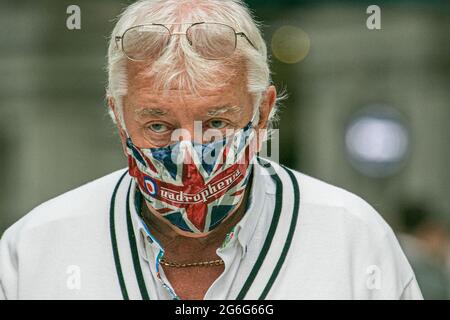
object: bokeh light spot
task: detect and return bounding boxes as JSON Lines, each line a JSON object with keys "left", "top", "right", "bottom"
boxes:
{"left": 344, "top": 105, "right": 411, "bottom": 178}
{"left": 271, "top": 25, "right": 310, "bottom": 64}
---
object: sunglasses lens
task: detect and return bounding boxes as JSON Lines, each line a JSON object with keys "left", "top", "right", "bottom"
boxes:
{"left": 122, "top": 25, "right": 170, "bottom": 61}
{"left": 187, "top": 23, "right": 237, "bottom": 59}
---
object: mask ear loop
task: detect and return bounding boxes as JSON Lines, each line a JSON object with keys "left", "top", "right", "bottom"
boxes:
{"left": 250, "top": 89, "right": 268, "bottom": 128}
{"left": 250, "top": 105, "right": 260, "bottom": 128}
{"left": 114, "top": 111, "right": 155, "bottom": 174}
{"left": 248, "top": 103, "right": 264, "bottom": 162}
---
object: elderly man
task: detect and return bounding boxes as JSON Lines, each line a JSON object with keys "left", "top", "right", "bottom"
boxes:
{"left": 0, "top": 0, "right": 422, "bottom": 300}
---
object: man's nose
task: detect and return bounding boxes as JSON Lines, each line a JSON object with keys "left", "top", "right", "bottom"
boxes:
{"left": 171, "top": 121, "right": 205, "bottom": 144}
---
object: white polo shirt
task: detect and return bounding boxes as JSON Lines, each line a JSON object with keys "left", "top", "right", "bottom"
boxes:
{"left": 0, "top": 158, "right": 423, "bottom": 299}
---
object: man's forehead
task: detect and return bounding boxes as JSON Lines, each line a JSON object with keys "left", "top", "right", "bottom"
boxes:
{"left": 126, "top": 60, "right": 248, "bottom": 94}
{"left": 124, "top": 61, "right": 252, "bottom": 114}
{"left": 126, "top": 77, "right": 251, "bottom": 114}
{"left": 129, "top": 86, "right": 230, "bottom": 97}
{"left": 133, "top": 104, "right": 243, "bottom": 117}
{"left": 128, "top": 88, "right": 238, "bottom": 104}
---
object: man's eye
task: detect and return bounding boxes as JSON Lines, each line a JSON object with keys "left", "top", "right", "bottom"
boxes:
{"left": 147, "top": 123, "right": 170, "bottom": 133}
{"left": 207, "top": 119, "right": 227, "bottom": 129}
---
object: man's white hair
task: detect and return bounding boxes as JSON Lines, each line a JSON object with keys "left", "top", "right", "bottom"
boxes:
{"left": 106, "top": 0, "right": 282, "bottom": 130}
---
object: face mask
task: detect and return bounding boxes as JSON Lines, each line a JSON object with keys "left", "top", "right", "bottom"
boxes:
{"left": 126, "top": 111, "right": 259, "bottom": 234}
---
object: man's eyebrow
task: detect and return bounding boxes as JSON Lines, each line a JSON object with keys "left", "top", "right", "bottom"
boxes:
{"left": 206, "top": 105, "right": 242, "bottom": 116}
{"left": 134, "top": 107, "right": 168, "bottom": 117}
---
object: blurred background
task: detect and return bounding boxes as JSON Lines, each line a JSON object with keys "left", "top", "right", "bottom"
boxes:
{"left": 0, "top": 0, "right": 448, "bottom": 299}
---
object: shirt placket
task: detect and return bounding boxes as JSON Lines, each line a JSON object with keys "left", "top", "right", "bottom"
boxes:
{"left": 140, "top": 220, "right": 180, "bottom": 300}
{"left": 202, "top": 224, "right": 250, "bottom": 299}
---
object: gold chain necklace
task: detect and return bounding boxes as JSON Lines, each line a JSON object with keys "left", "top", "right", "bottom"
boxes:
{"left": 159, "top": 257, "right": 224, "bottom": 268}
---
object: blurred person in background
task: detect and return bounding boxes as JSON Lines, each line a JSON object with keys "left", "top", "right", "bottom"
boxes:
{"left": 398, "top": 202, "right": 450, "bottom": 299}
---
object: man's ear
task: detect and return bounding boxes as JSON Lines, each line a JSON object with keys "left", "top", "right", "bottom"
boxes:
{"left": 257, "top": 85, "right": 277, "bottom": 130}
{"left": 107, "top": 96, "right": 128, "bottom": 157}
{"left": 255, "top": 86, "right": 276, "bottom": 152}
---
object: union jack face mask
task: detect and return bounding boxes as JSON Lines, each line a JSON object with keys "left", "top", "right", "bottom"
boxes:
{"left": 126, "top": 112, "right": 259, "bottom": 234}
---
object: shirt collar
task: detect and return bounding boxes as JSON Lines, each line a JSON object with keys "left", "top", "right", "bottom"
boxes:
{"left": 233, "top": 157, "right": 275, "bottom": 250}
